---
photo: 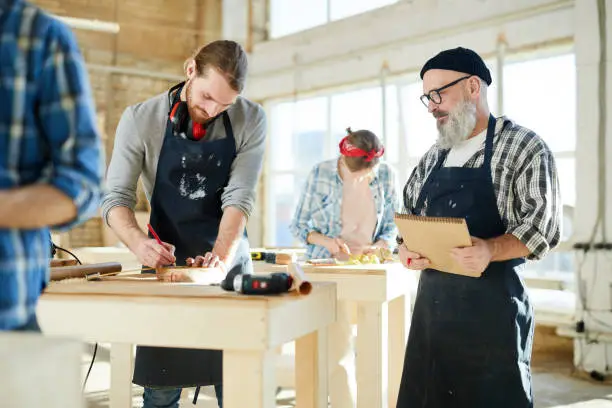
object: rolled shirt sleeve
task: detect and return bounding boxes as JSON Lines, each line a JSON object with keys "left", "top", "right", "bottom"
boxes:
{"left": 507, "top": 148, "right": 561, "bottom": 260}
{"left": 37, "top": 20, "right": 104, "bottom": 231}
{"left": 220, "top": 104, "right": 267, "bottom": 217}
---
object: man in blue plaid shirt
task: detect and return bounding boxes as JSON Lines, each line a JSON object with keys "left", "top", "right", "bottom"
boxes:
{"left": 0, "top": 0, "right": 103, "bottom": 331}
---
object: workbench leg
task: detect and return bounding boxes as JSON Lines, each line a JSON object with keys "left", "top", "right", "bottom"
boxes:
{"left": 327, "top": 300, "right": 355, "bottom": 408}
{"left": 223, "top": 350, "right": 276, "bottom": 408}
{"left": 387, "top": 295, "right": 409, "bottom": 408}
{"left": 296, "top": 327, "right": 329, "bottom": 408}
{"left": 110, "top": 343, "right": 134, "bottom": 408}
{"left": 356, "top": 302, "right": 388, "bottom": 408}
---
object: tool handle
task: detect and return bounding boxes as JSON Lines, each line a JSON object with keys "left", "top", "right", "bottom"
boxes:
{"left": 50, "top": 262, "right": 123, "bottom": 281}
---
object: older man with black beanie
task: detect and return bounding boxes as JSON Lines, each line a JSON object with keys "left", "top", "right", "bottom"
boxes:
{"left": 395, "top": 47, "right": 561, "bottom": 408}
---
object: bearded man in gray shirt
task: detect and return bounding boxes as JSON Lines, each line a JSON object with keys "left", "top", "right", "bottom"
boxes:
{"left": 101, "top": 40, "right": 266, "bottom": 408}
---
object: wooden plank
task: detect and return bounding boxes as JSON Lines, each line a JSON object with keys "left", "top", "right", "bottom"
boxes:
{"left": 38, "top": 294, "right": 269, "bottom": 350}
{"left": 223, "top": 350, "right": 276, "bottom": 408}
{"left": 356, "top": 302, "right": 388, "bottom": 408}
{"left": 305, "top": 273, "right": 389, "bottom": 302}
{"left": 387, "top": 295, "right": 409, "bottom": 408}
{"left": 302, "top": 264, "right": 389, "bottom": 276}
{"left": 327, "top": 300, "right": 356, "bottom": 408}
{"left": 295, "top": 328, "right": 329, "bottom": 408}
{"left": 46, "top": 280, "right": 237, "bottom": 299}
{"left": 45, "top": 278, "right": 270, "bottom": 300}
{"left": 110, "top": 343, "right": 134, "bottom": 408}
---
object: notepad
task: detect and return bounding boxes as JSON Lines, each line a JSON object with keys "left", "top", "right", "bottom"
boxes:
{"left": 394, "top": 213, "right": 477, "bottom": 277}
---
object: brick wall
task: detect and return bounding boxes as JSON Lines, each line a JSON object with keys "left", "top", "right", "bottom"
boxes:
{"left": 33, "top": 0, "right": 223, "bottom": 247}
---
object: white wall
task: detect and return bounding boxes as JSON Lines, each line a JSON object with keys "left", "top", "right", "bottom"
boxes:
{"left": 246, "top": 0, "right": 574, "bottom": 100}
{"left": 573, "top": 0, "right": 612, "bottom": 374}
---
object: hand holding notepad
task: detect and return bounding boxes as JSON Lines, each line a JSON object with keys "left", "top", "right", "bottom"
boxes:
{"left": 394, "top": 213, "right": 481, "bottom": 277}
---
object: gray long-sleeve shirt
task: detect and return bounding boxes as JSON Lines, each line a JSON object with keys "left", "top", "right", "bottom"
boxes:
{"left": 101, "top": 90, "right": 266, "bottom": 224}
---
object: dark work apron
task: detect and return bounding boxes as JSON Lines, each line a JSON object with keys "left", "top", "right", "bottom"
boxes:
{"left": 132, "top": 107, "right": 253, "bottom": 388}
{"left": 396, "top": 115, "right": 534, "bottom": 408}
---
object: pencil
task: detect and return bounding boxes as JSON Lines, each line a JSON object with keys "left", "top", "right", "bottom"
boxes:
{"left": 147, "top": 223, "right": 163, "bottom": 246}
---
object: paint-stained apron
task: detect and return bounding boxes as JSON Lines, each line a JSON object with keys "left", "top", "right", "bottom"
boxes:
{"left": 396, "top": 115, "right": 534, "bottom": 408}
{"left": 132, "top": 109, "right": 252, "bottom": 387}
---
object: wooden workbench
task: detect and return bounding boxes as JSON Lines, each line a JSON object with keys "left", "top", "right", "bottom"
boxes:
{"left": 37, "top": 278, "right": 336, "bottom": 408}
{"left": 255, "top": 261, "right": 416, "bottom": 408}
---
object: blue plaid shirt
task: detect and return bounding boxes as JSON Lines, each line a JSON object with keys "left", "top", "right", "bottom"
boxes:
{"left": 0, "top": 0, "right": 103, "bottom": 330}
{"left": 291, "top": 159, "right": 399, "bottom": 260}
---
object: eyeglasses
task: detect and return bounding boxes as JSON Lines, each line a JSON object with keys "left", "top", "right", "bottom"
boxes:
{"left": 419, "top": 75, "right": 472, "bottom": 108}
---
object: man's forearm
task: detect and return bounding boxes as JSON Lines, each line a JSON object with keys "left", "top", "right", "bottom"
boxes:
{"left": 0, "top": 185, "right": 77, "bottom": 228}
{"left": 213, "top": 206, "right": 247, "bottom": 264}
{"left": 486, "top": 234, "right": 531, "bottom": 261}
{"left": 107, "top": 206, "right": 148, "bottom": 250}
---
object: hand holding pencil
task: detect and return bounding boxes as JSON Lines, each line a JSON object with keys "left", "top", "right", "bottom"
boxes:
{"left": 131, "top": 223, "right": 176, "bottom": 268}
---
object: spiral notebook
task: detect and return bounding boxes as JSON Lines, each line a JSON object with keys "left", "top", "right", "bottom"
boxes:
{"left": 394, "top": 213, "right": 476, "bottom": 276}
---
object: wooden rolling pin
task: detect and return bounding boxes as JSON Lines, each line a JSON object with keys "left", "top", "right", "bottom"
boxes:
{"left": 50, "top": 262, "right": 123, "bottom": 281}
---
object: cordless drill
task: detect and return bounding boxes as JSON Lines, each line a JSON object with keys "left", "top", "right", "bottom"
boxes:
{"left": 232, "top": 272, "right": 293, "bottom": 295}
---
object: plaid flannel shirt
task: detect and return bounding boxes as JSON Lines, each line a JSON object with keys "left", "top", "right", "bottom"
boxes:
{"left": 0, "top": 0, "right": 103, "bottom": 329}
{"left": 402, "top": 115, "right": 561, "bottom": 260}
{"left": 291, "top": 159, "right": 399, "bottom": 260}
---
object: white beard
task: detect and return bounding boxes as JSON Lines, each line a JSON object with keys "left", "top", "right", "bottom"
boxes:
{"left": 436, "top": 100, "right": 478, "bottom": 149}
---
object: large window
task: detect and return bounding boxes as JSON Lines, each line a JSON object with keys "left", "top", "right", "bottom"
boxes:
{"left": 266, "top": 87, "right": 398, "bottom": 246}
{"left": 266, "top": 97, "right": 328, "bottom": 246}
{"left": 269, "top": 0, "right": 397, "bottom": 38}
{"left": 265, "top": 52, "right": 576, "bottom": 280}
{"left": 502, "top": 53, "right": 576, "bottom": 277}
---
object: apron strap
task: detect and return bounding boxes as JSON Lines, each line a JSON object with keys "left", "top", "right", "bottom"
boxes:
{"left": 222, "top": 111, "right": 234, "bottom": 141}
{"left": 482, "top": 114, "right": 497, "bottom": 170}
{"left": 413, "top": 115, "right": 497, "bottom": 213}
{"left": 193, "top": 386, "right": 200, "bottom": 405}
{"left": 413, "top": 149, "right": 448, "bottom": 213}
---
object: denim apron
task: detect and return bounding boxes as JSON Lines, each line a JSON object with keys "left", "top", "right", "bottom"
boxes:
{"left": 132, "top": 90, "right": 252, "bottom": 388}
{"left": 396, "top": 115, "right": 534, "bottom": 408}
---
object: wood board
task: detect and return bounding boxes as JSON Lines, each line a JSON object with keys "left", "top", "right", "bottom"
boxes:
{"left": 46, "top": 276, "right": 317, "bottom": 301}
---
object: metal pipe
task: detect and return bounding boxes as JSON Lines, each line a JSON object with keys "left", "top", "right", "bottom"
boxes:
{"left": 395, "top": 79, "right": 409, "bottom": 186}
{"left": 86, "top": 63, "right": 184, "bottom": 82}
{"left": 380, "top": 62, "right": 389, "bottom": 150}
{"left": 496, "top": 34, "right": 506, "bottom": 115}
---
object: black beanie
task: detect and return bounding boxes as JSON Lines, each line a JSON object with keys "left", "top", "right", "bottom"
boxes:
{"left": 420, "top": 47, "right": 492, "bottom": 85}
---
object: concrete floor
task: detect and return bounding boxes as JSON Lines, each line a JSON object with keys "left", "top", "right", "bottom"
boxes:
{"left": 82, "top": 343, "right": 612, "bottom": 408}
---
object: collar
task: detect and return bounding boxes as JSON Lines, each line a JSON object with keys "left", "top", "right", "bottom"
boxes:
{"left": 167, "top": 81, "right": 186, "bottom": 110}
{"left": 335, "top": 158, "right": 380, "bottom": 185}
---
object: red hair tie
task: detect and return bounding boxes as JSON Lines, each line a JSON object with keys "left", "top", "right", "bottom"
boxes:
{"left": 339, "top": 135, "right": 384, "bottom": 162}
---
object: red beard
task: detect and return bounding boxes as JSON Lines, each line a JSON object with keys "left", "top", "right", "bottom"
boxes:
{"left": 186, "top": 80, "right": 210, "bottom": 125}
